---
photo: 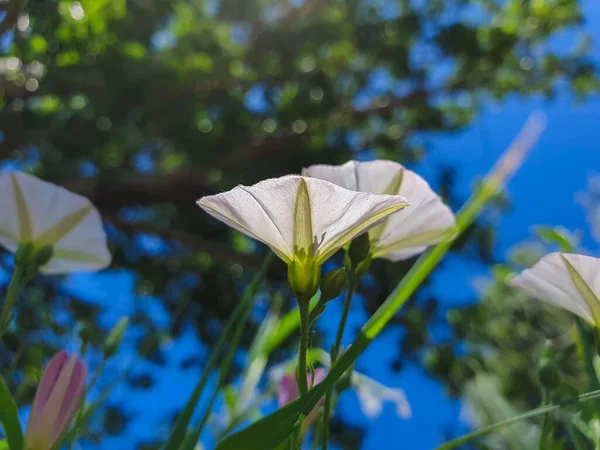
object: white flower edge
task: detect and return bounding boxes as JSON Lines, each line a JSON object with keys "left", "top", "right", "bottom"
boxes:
{"left": 510, "top": 252, "right": 600, "bottom": 326}
{"left": 303, "top": 160, "right": 456, "bottom": 261}
{"left": 197, "top": 175, "right": 409, "bottom": 265}
{"left": 0, "top": 171, "right": 111, "bottom": 274}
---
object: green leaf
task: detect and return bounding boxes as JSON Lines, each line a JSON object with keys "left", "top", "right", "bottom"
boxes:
{"left": 215, "top": 395, "right": 309, "bottom": 450}
{"left": 0, "top": 374, "right": 23, "bottom": 450}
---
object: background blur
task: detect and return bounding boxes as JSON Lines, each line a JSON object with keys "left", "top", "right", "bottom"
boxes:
{"left": 0, "top": 0, "right": 599, "bottom": 448}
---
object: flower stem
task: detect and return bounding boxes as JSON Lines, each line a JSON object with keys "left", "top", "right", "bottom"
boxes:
{"left": 297, "top": 298, "right": 311, "bottom": 395}
{"left": 575, "top": 318, "right": 600, "bottom": 414}
{"left": 537, "top": 390, "right": 550, "bottom": 450}
{"left": 0, "top": 264, "right": 27, "bottom": 340}
{"left": 321, "top": 277, "right": 357, "bottom": 450}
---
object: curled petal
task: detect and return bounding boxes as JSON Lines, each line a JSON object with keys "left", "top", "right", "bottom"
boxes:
{"left": 511, "top": 252, "right": 600, "bottom": 325}
{"left": 304, "top": 161, "right": 455, "bottom": 261}
{"left": 25, "top": 351, "right": 87, "bottom": 450}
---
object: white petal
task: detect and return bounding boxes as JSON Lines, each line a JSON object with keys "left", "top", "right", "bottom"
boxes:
{"left": 352, "top": 372, "right": 411, "bottom": 419}
{"left": 510, "top": 252, "right": 600, "bottom": 325}
{"left": 197, "top": 175, "right": 409, "bottom": 264}
{"left": 197, "top": 176, "right": 300, "bottom": 263}
{"left": 304, "top": 160, "right": 455, "bottom": 261}
{"left": 373, "top": 169, "right": 455, "bottom": 261}
{"left": 0, "top": 172, "right": 110, "bottom": 274}
{"left": 355, "top": 384, "right": 383, "bottom": 418}
{"left": 304, "top": 177, "right": 409, "bottom": 263}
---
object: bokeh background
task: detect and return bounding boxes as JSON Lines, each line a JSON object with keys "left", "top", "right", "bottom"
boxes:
{"left": 0, "top": 0, "right": 599, "bottom": 448}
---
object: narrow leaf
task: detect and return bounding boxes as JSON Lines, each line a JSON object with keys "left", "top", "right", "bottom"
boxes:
{"left": 0, "top": 374, "right": 23, "bottom": 450}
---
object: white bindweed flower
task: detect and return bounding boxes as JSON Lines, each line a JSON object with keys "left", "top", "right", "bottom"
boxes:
{"left": 197, "top": 175, "right": 409, "bottom": 293}
{"left": 310, "top": 349, "right": 411, "bottom": 420}
{"left": 353, "top": 372, "right": 411, "bottom": 419}
{"left": 303, "top": 160, "right": 455, "bottom": 261}
{"left": 511, "top": 252, "right": 600, "bottom": 326}
{"left": 0, "top": 171, "right": 111, "bottom": 274}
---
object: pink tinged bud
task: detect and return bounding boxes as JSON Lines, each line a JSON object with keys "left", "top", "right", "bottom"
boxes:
{"left": 24, "top": 351, "right": 87, "bottom": 450}
{"left": 277, "top": 368, "right": 327, "bottom": 428}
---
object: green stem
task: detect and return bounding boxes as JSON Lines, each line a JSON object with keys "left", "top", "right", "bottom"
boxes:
{"left": 537, "top": 390, "right": 550, "bottom": 450}
{"left": 297, "top": 299, "right": 310, "bottom": 396}
{"left": 0, "top": 265, "right": 27, "bottom": 340}
{"left": 163, "top": 253, "right": 273, "bottom": 450}
{"left": 322, "top": 278, "right": 357, "bottom": 450}
{"left": 575, "top": 318, "right": 600, "bottom": 414}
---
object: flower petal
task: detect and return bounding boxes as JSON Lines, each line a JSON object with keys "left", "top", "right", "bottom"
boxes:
{"left": 352, "top": 372, "right": 411, "bottom": 419}
{"left": 0, "top": 171, "right": 111, "bottom": 274}
{"left": 304, "top": 160, "right": 455, "bottom": 261}
{"left": 197, "top": 176, "right": 301, "bottom": 263}
{"left": 510, "top": 252, "right": 600, "bottom": 325}
{"left": 197, "top": 175, "right": 409, "bottom": 265}
{"left": 303, "top": 177, "right": 409, "bottom": 263}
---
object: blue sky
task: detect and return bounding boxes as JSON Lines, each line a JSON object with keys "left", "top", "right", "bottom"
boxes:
{"left": 34, "top": 0, "right": 600, "bottom": 448}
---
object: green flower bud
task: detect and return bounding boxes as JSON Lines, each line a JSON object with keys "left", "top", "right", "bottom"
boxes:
{"left": 15, "top": 243, "right": 34, "bottom": 266}
{"left": 538, "top": 362, "right": 560, "bottom": 391}
{"left": 320, "top": 267, "right": 348, "bottom": 302}
{"left": 537, "top": 341, "right": 560, "bottom": 391}
{"left": 288, "top": 259, "right": 321, "bottom": 300}
{"left": 104, "top": 317, "right": 129, "bottom": 358}
{"left": 348, "top": 233, "right": 371, "bottom": 268}
{"left": 32, "top": 245, "right": 54, "bottom": 268}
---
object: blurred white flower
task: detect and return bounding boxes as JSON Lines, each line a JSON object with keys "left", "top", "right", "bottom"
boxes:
{"left": 303, "top": 160, "right": 455, "bottom": 261}
{"left": 511, "top": 252, "right": 600, "bottom": 326}
{"left": 352, "top": 372, "right": 411, "bottom": 419}
{"left": 0, "top": 171, "right": 111, "bottom": 273}
{"left": 311, "top": 349, "right": 411, "bottom": 420}
{"left": 197, "top": 175, "right": 409, "bottom": 265}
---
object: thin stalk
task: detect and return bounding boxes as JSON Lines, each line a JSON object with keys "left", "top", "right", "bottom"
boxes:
{"left": 322, "top": 278, "right": 357, "bottom": 450}
{"left": 297, "top": 299, "right": 311, "bottom": 395}
{"left": 163, "top": 252, "right": 273, "bottom": 450}
{"left": 292, "top": 299, "right": 311, "bottom": 449}
{"left": 0, "top": 265, "right": 27, "bottom": 340}
{"left": 566, "top": 423, "right": 588, "bottom": 450}
{"left": 537, "top": 390, "right": 550, "bottom": 450}
{"left": 576, "top": 318, "right": 600, "bottom": 414}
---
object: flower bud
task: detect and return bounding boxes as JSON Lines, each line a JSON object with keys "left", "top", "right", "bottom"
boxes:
{"left": 278, "top": 368, "right": 327, "bottom": 429}
{"left": 103, "top": 317, "right": 129, "bottom": 358}
{"left": 537, "top": 341, "right": 560, "bottom": 391}
{"left": 348, "top": 233, "right": 370, "bottom": 268}
{"left": 320, "top": 267, "right": 348, "bottom": 302}
{"left": 24, "top": 351, "right": 87, "bottom": 450}
{"left": 288, "top": 259, "right": 320, "bottom": 300}
{"left": 31, "top": 245, "right": 54, "bottom": 269}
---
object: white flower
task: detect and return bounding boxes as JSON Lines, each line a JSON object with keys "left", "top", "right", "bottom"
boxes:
{"left": 352, "top": 372, "right": 411, "bottom": 419}
{"left": 197, "top": 175, "right": 409, "bottom": 265}
{"left": 303, "top": 160, "right": 455, "bottom": 261}
{"left": 313, "top": 349, "right": 411, "bottom": 420}
{"left": 0, "top": 171, "right": 111, "bottom": 274}
{"left": 511, "top": 252, "right": 600, "bottom": 326}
